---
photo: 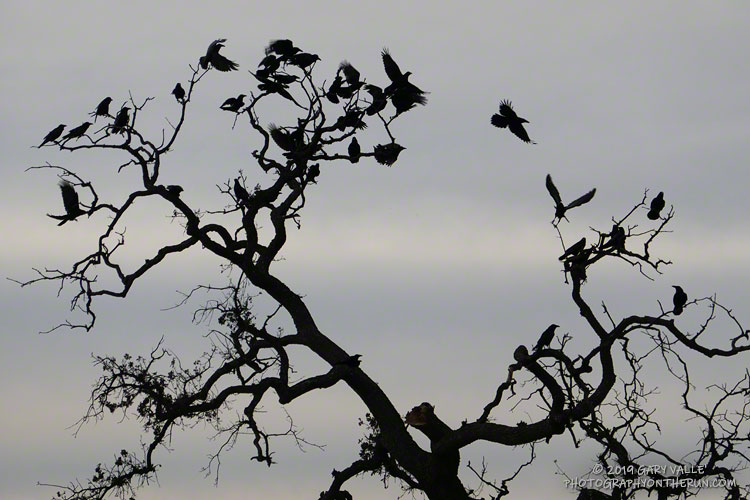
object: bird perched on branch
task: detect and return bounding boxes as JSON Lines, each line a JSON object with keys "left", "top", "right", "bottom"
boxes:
{"left": 199, "top": 39, "right": 238, "bottom": 71}
{"left": 233, "top": 178, "right": 250, "bottom": 205}
{"left": 647, "top": 191, "right": 665, "bottom": 220}
{"left": 48, "top": 181, "right": 85, "bottom": 225}
{"left": 265, "top": 39, "right": 300, "bottom": 60}
{"left": 89, "top": 97, "right": 112, "bottom": 122}
{"left": 672, "top": 285, "right": 687, "bottom": 315}
{"left": 491, "top": 100, "right": 535, "bottom": 144}
{"left": 220, "top": 94, "right": 246, "bottom": 113}
{"left": 268, "top": 124, "right": 296, "bottom": 152}
{"left": 545, "top": 174, "right": 596, "bottom": 222}
{"left": 348, "top": 137, "right": 361, "bottom": 163}
{"left": 38, "top": 124, "right": 66, "bottom": 148}
{"left": 534, "top": 324, "right": 559, "bottom": 351}
{"left": 290, "top": 52, "right": 320, "bottom": 70}
{"left": 373, "top": 143, "right": 406, "bottom": 166}
{"left": 110, "top": 107, "right": 130, "bottom": 134}
{"left": 381, "top": 49, "right": 427, "bottom": 115}
{"left": 172, "top": 83, "right": 185, "bottom": 103}
{"left": 62, "top": 122, "right": 92, "bottom": 143}
{"left": 559, "top": 237, "right": 587, "bottom": 261}
{"left": 602, "top": 224, "right": 626, "bottom": 252}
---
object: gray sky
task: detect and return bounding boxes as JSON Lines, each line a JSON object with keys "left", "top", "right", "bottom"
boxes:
{"left": 2, "top": 2, "right": 749, "bottom": 499}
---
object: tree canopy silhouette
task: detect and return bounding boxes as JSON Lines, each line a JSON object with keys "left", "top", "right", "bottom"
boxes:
{"left": 18, "top": 39, "right": 750, "bottom": 500}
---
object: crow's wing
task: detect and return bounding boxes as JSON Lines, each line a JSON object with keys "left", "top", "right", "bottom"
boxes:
{"left": 565, "top": 188, "right": 596, "bottom": 210}
{"left": 381, "top": 49, "right": 402, "bottom": 82}
{"left": 490, "top": 114, "right": 508, "bottom": 128}
{"left": 545, "top": 174, "right": 563, "bottom": 207}
{"left": 508, "top": 122, "right": 532, "bottom": 143}
{"left": 499, "top": 100, "right": 518, "bottom": 119}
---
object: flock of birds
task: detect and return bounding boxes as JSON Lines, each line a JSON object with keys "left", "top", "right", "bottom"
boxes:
{"left": 35, "top": 38, "right": 688, "bottom": 334}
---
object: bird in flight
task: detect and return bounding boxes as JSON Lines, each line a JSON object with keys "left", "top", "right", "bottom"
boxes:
{"left": 672, "top": 285, "right": 687, "bottom": 315}
{"left": 48, "top": 180, "right": 85, "bottom": 225}
{"left": 491, "top": 100, "right": 535, "bottom": 144}
{"left": 200, "top": 39, "right": 238, "bottom": 72}
{"left": 381, "top": 49, "right": 427, "bottom": 115}
{"left": 534, "top": 324, "right": 559, "bottom": 351}
{"left": 265, "top": 39, "right": 301, "bottom": 60}
{"left": 89, "top": 97, "right": 112, "bottom": 122}
{"left": 220, "top": 94, "right": 246, "bottom": 113}
{"left": 647, "top": 192, "right": 665, "bottom": 220}
{"left": 38, "top": 124, "right": 66, "bottom": 148}
{"left": 545, "top": 174, "right": 596, "bottom": 223}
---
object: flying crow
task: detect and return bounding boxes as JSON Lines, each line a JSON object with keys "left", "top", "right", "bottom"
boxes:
{"left": 545, "top": 174, "right": 596, "bottom": 222}
{"left": 48, "top": 180, "right": 85, "bottom": 225}
{"left": 199, "top": 39, "right": 238, "bottom": 71}
{"left": 491, "top": 100, "right": 535, "bottom": 144}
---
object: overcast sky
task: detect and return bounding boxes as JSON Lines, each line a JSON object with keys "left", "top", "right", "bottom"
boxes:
{"left": 2, "top": 2, "right": 749, "bottom": 499}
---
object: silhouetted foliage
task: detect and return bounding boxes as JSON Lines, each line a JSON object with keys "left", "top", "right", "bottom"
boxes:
{"left": 19, "top": 38, "right": 750, "bottom": 500}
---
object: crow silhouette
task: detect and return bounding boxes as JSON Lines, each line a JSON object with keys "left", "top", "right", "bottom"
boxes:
{"left": 602, "top": 224, "right": 626, "bottom": 252}
{"left": 559, "top": 237, "right": 586, "bottom": 261}
{"left": 672, "top": 285, "right": 687, "bottom": 316}
{"left": 220, "top": 94, "right": 246, "bottom": 113}
{"left": 491, "top": 100, "right": 535, "bottom": 144}
{"left": 233, "top": 178, "right": 250, "bottom": 205}
{"left": 258, "top": 54, "right": 281, "bottom": 73}
{"left": 339, "top": 61, "right": 361, "bottom": 85}
{"left": 647, "top": 191, "right": 665, "bottom": 220}
{"left": 48, "top": 180, "right": 85, "bottom": 225}
{"left": 381, "top": 49, "right": 427, "bottom": 114}
{"left": 373, "top": 143, "right": 405, "bottom": 166}
{"left": 38, "top": 124, "right": 66, "bottom": 148}
{"left": 348, "top": 137, "right": 361, "bottom": 163}
{"left": 172, "top": 83, "right": 185, "bottom": 102}
{"left": 268, "top": 124, "right": 296, "bottom": 152}
{"left": 326, "top": 75, "right": 343, "bottom": 104}
{"left": 335, "top": 109, "right": 367, "bottom": 132}
{"left": 265, "top": 39, "right": 300, "bottom": 60}
{"left": 110, "top": 107, "right": 130, "bottom": 134}
{"left": 251, "top": 72, "right": 300, "bottom": 105}
{"left": 199, "top": 39, "right": 238, "bottom": 71}
{"left": 545, "top": 174, "right": 596, "bottom": 222}
{"left": 62, "top": 122, "right": 92, "bottom": 142}
{"left": 534, "top": 324, "right": 559, "bottom": 351}
{"left": 89, "top": 97, "right": 112, "bottom": 122}
{"left": 290, "top": 52, "right": 320, "bottom": 70}
{"left": 364, "top": 84, "right": 388, "bottom": 115}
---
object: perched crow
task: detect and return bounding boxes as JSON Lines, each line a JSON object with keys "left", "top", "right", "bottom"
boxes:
{"left": 268, "top": 124, "right": 295, "bottom": 152}
{"left": 290, "top": 52, "right": 320, "bottom": 70}
{"left": 233, "top": 178, "right": 250, "bottom": 204}
{"left": 534, "top": 324, "right": 559, "bottom": 351}
{"left": 672, "top": 285, "right": 687, "bottom": 316}
{"left": 251, "top": 72, "right": 299, "bottom": 105}
{"left": 373, "top": 143, "right": 405, "bottom": 166}
{"left": 364, "top": 84, "right": 388, "bottom": 115}
{"left": 166, "top": 185, "right": 183, "bottom": 196}
{"left": 348, "top": 137, "right": 361, "bottom": 163}
{"left": 335, "top": 109, "right": 367, "bottom": 131}
{"left": 258, "top": 54, "right": 281, "bottom": 73}
{"left": 545, "top": 174, "right": 596, "bottom": 222}
{"left": 271, "top": 73, "right": 298, "bottom": 85}
{"left": 339, "top": 61, "right": 360, "bottom": 85}
{"left": 172, "top": 83, "right": 185, "bottom": 102}
{"left": 62, "top": 122, "right": 92, "bottom": 142}
{"left": 307, "top": 163, "right": 320, "bottom": 183}
{"left": 265, "top": 39, "right": 300, "bottom": 59}
{"left": 38, "top": 124, "right": 66, "bottom": 148}
{"left": 602, "top": 224, "right": 626, "bottom": 252}
{"left": 647, "top": 191, "right": 665, "bottom": 220}
{"left": 220, "top": 94, "right": 246, "bottom": 112}
{"left": 48, "top": 180, "right": 85, "bottom": 225}
{"left": 89, "top": 97, "right": 112, "bottom": 122}
{"left": 199, "top": 39, "right": 238, "bottom": 71}
{"left": 491, "top": 100, "right": 535, "bottom": 144}
{"left": 110, "top": 107, "right": 130, "bottom": 134}
{"left": 381, "top": 49, "right": 427, "bottom": 113}
{"left": 559, "top": 237, "right": 586, "bottom": 261}
{"left": 325, "top": 75, "right": 343, "bottom": 104}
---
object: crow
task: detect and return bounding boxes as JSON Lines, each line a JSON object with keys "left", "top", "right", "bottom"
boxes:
{"left": 307, "top": 163, "right": 321, "bottom": 183}
{"left": 336, "top": 81, "right": 365, "bottom": 100}
{"left": 89, "top": 97, "right": 113, "bottom": 122}
{"left": 199, "top": 39, "right": 238, "bottom": 71}
{"left": 545, "top": 174, "right": 596, "bottom": 222}
{"left": 491, "top": 100, "right": 535, "bottom": 144}
{"left": 166, "top": 185, "right": 183, "bottom": 197}
{"left": 220, "top": 94, "right": 246, "bottom": 113}
{"left": 373, "top": 143, "right": 405, "bottom": 166}
{"left": 271, "top": 73, "right": 298, "bottom": 85}
{"left": 251, "top": 72, "right": 300, "bottom": 105}
{"left": 326, "top": 75, "right": 343, "bottom": 104}
{"left": 348, "top": 137, "right": 361, "bottom": 163}
{"left": 48, "top": 180, "right": 85, "bottom": 225}
{"left": 534, "top": 324, "right": 559, "bottom": 351}
{"left": 364, "top": 84, "right": 387, "bottom": 116}
{"left": 265, "top": 39, "right": 300, "bottom": 59}
{"left": 268, "top": 124, "right": 295, "bottom": 152}
{"left": 290, "top": 52, "right": 320, "bottom": 70}
{"left": 258, "top": 54, "right": 281, "bottom": 73}
{"left": 381, "top": 49, "right": 427, "bottom": 113}
{"left": 335, "top": 109, "right": 367, "bottom": 131}
{"left": 602, "top": 224, "right": 626, "bottom": 252}
{"left": 110, "top": 107, "right": 130, "bottom": 134}
{"left": 672, "top": 285, "right": 687, "bottom": 316}
{"left": 559, "top": 237, "right": 586, "bottom": 261}
{"left": 233, "top": 178, "right": 250, "bottom": 204}
{"left": 62, "top": 122, "right": 92, "bottom": 142}
{"left": 38, "top": 124, "right": 66, "bottom": 148}
{"left": 172, "top": 83, "right": 185, "bottom": 102}
{"left": 647, "top": 191, "right": 665, "bottom": 220}
{"left": 339, "top": 61, "right": 360, "bottom": 85}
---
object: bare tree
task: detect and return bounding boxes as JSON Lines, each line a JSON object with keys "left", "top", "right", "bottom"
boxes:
{"left": 18, "top": 40, "right": 750, "bottom": 500}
